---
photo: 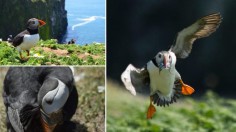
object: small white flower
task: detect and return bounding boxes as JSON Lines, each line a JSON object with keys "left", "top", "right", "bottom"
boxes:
{"left": 33, "top": 53, "right": 44, "bottom": 58}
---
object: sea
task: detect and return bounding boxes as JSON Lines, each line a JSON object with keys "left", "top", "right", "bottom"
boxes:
{"left": 63, "top": 0, "right": 105, "bottom": 45}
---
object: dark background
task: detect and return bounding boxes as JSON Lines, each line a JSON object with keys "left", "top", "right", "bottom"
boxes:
{"left": 107, "top": 0, "right": 236, "bottom": 96}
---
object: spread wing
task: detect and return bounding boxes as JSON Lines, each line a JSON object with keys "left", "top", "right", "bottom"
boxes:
{"left": 121, "top": 64, "right": 150, "bottom": 95}
{"left": 171, "top": 13, "right": 222, "bottom": 58}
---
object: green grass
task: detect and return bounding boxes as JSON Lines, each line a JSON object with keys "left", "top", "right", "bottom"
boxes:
{"left": 0, "top": 40, "right": 105, "bottom": 65}
{"left": 73, "top": 67, "right": 105, "bottom": 132}
{"left": 107, "top": 80, "right": 236, "bottom": 132}
{"left": 0, "top": 67, "right": 105, "bottom": 132}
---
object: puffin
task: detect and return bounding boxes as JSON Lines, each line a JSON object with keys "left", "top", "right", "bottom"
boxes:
{"left": 12, "top": 18, "right": 46, "bottom": 60}
{"left": 121, "top": 13, "right": 222, "bottom": 119}
{"left": 68, "top": 39, "right": 76, "bottom": 44}
{"left": 2, "top": 67, "right": 78, "bottom": 132}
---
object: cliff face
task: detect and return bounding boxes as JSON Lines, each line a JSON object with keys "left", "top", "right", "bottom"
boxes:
{"left": 0, "top": 0, "right": 67, "bottom": 42}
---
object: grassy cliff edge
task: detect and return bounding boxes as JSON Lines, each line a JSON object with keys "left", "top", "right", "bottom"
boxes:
{"left": 0, "top": 39, "right": 105, "bottom": 65}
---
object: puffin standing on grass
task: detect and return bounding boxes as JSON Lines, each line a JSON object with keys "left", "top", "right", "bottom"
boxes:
{"left": 121, "top": 13, "right": 222, "bottom": 119}
{"left": 2, "top": 67, "right": 78, "bottom": 132}
{"left": 12, "top": 18, "right": 46, "bottom": 60}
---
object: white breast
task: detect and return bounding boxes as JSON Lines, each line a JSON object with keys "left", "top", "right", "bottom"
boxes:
{"left": 147, "top": 61, "right": 176, "bottom": 96}
{"left": 16, "top": 34, "right": 39, "bottom": 51}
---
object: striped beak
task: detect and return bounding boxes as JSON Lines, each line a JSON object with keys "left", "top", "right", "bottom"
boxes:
{"left": 163, "top": 55, "right": 167, "bottom": 68}
{"left": 40, "top": 109, "right": 63, "bottom": 132}
{"left": 40, "top": 116, "right": 56, "bottom": 132}
{"left": 162, "top": 54, "right": 171, "bottom": 69}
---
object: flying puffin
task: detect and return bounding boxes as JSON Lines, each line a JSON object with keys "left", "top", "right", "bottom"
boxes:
{"left": 121, "top": 13, "right": 222, "bottom": 119}
{"left": 12, "top": 18, "right": 46, "bottom": 60}
{"left": 2, "top": 67, "right": 78, "bottom": 132}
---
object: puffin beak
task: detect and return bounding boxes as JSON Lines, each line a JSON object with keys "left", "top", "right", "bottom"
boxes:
{"left": 38, "top": 19, "right": 46, "bottom": 26}
{"left": 40, "top": 116, "right": 56, "bottom": 132}
{"left": 163, "top": 56, "right": 167, "bottom": 68}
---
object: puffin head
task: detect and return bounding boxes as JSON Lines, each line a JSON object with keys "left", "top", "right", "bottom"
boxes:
{"left": 38, "top": 77, "right": 70, "bottom": 132}
{"left": 154, "top": 50, "right": 176, "bottom": 71}
{"left": 27, "top": 18, "right": 46, "bottom": 30}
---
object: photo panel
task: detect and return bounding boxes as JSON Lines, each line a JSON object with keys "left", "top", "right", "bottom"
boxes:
{"left": 0, "top": 0, "right": 106, "bottom": 132}
{"left": 0, "top": 66, "right": 105, "bottom": 132}
{"left": 107, "top": 0, "right": 236, "bottom": 131}
{"left": 0, "top": 0, "right": 105, "bottom": 66}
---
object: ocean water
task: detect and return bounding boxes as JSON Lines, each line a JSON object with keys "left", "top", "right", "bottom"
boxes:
{"left": 64, "top": 0, "right": 105, "bottom": 45}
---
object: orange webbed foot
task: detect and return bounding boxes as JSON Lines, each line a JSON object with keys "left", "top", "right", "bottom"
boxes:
{"left": 147, "top": 96, "right": 156, "bottom": 119}
{"left": 179, "top": 79, "right": 195, "bottom": 95}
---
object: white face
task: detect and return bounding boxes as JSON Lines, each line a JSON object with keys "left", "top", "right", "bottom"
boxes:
{"left": 41, "top": 79, "right": 69, "bottom": 115}
{"left": 155, "top": 51, "right": 176, "bottom": 70}
{"left": 27, "top": 18, "right": 40, "bottom": 29}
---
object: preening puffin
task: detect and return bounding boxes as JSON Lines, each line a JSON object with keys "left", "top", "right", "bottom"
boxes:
{"left": 12, "top": 18, "right": 46, "bottom": 60}
{"left": 121, "top": 13, "right": 222, "bottom": 119}
{"left": 2, "top": 67, "right": 78, "bottom": 132}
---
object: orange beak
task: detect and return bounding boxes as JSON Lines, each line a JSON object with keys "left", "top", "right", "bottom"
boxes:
{"left": 40, "top": 116, "right": 56, "bottom": 132}
{"left": 163, "top": 56, "right": 167, "bottom": 68}
{"left": 38, "top": 19, "right": 46, "bottom": 27}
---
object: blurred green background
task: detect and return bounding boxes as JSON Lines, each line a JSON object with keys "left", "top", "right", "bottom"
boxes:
{"left": 107, "top": 0, "right": 236, "bottom": 131}
{"left": 0, "top": 67, "right": 105, "bottom": 132}
{"left": 107, "top": 80, "right": 236, "bottom": 132}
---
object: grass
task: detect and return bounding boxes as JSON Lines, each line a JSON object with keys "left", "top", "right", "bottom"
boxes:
{"left": 0, "top": 67, "right": 105, "bottom": 132}
{"left": 72, "top": 67, "right": 105, "bottom": 132}
{"left": 0, "top": 40, "right": 105, "bottom": 65}
{"left": 107, "top": 80, "right": 236, "bottom": 132}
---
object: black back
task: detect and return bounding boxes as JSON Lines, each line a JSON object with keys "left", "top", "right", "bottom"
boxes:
{"left": 12, "top": 28, "right": 39, "bottom": 47}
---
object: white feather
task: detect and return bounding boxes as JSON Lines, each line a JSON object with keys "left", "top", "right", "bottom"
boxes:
{"left": 16, "top": 34, "right": 39, "bottom": 52}
{"left": 147, "top": 61, "right": 176, "bottom": 96}
{"left": 147, "top": 51, "right": 178, "bottom": 101}
{"left": 121, "top": 64, "right": 137, "bottom": 95}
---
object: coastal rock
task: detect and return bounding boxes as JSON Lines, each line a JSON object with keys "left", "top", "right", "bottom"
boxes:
{"left": 0, "top": 0, "right": 67, "bottom": 42}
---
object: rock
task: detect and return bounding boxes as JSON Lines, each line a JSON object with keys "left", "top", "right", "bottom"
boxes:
{"left": 0, "top": 0, "right": 67, "bottom": 42}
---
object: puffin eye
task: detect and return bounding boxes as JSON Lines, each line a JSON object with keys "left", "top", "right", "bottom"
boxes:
{"left": 158, "top": 54, "right": 162, "bottom": 58}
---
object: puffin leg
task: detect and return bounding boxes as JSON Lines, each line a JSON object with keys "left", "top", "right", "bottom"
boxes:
{"left": 147, "top": 96, "right": 156, "bottom": 119}
{"left": 25, "top": 50, "right": 30, "bottom": 60}
{"left": 19, "top": 52, "right": 24, "bottom": 60}
{"left": 179, "top": 79, "right": 195, "bottom": 95}
{"left": 26, "top": 50, "right": 30, "bottom": 57}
